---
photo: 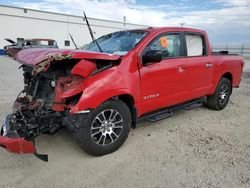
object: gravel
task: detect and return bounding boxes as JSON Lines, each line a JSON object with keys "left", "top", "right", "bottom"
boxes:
{"left": 0, "top": 56, "right": 249, "bottom": 188}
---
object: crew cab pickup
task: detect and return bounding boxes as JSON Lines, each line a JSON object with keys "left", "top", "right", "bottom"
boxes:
{"left": 0, "top": 27, "right": 244, "bottom": 160}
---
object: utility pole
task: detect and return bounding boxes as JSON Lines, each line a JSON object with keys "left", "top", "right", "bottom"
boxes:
{"left": 241, "top": 43, "right": 244, "bottom": 56}
{"left": 180, "top": 23, "right": 185, "bottom": 28}
{"left": 123, "top": 16, "right": 126, "bottom": 26}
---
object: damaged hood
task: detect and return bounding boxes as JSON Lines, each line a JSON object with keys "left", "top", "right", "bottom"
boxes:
{"left": 15, "top": 48, "right": 121, "bottom": 67}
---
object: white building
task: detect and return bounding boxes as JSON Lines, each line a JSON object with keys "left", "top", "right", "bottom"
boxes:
{"left": 0, "top": 5, "right": 148, "bottom": 49}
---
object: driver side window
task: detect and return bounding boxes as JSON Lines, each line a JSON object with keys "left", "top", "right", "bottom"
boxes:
{"left": 148, "top": 34, "right": 181, "bottom": 59}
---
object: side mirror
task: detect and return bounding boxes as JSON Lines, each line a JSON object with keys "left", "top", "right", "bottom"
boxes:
{"left": 142, "top": 49, "right": 162, "bottom": 65}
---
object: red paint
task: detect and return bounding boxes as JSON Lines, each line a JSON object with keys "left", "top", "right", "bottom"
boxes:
{"left": 138, "top": 57, "right": 189, "bottom": 113}
{"left": 53, "top": 75, "right": 85, "bottom": 111}
{"left": 71, "top": 59, "right": 96, "bottom": 77}
{"left": 14, "top": 27, "right": 244, "bottom": 117}
{"left": 53, "top": 60, "right": 96, "bottom": 111}
{"left": 14, "top": 48, "right": 120, "bottom": 67}
{"left": 68, "top": 28, "right": 244, "bottom": 116}
{"left": 0, "top": 136, "right": 36, "bottom": 154}
{"left": 69, "top": 50, "right": 141, "bottom": 114}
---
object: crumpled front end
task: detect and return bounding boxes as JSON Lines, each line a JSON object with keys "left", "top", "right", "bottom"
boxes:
{"left": 0, "top": 48, "right": 120, "bottom": 160}
{"left": 0, "top": 115, "right": 36, "bottom": 154}
{"left": 0, "top": 136, "right": 35, "bottom": 154}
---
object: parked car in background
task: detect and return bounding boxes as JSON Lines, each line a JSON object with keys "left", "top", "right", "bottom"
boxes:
{"left": 3, "top": 38, "right": 58, "bottom": 57}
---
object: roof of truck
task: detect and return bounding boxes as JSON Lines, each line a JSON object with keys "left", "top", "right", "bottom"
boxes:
{"left": 144, "top": 27, "right": 206, "bottom": 33}
{"left": 123, "top": 27, "right": 206, "bottom": 35}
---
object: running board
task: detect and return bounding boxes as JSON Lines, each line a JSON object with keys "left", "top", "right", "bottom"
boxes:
{"left": 138, "top": 98, "right": 203, "bottom": 122}
{"left": 184, "top": 102, "right": 203, "bottom": 110}
{"left": 145, "top": 110, "right": 173, "bottom": 122}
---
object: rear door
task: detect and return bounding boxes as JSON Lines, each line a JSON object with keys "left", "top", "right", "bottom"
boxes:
{"left": 184, "top": 33, "right": 214, "bottom": 98}
{"left": 139, "top": 32, "right": 190, "bottom": 114}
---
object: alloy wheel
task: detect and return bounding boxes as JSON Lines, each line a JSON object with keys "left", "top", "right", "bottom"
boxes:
{"left": 218, "top": 84, "right": 230, "bottom": 105}
{"left": 90, "top": 109, "right": 123, "bottom": 146}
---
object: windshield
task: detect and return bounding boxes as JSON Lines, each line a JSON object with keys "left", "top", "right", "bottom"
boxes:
{"left": 83, "top": 30, "right": 148, "bottom": 55}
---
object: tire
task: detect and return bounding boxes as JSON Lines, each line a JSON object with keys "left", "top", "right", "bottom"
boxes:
{"left": 74, "top": 100, "right": 131, "bottom": 156}
{"left": 207, "top": 77, "right": 232, "bottom": 110}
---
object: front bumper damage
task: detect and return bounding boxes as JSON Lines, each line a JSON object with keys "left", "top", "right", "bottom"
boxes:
{"left": 1, "top": 49, "right": 107, "bottom": 162}
{"left": 0, "top": 115, "right": 47, "bottom": 161}
{"left": 0, "top": 136, "right": 35, "bottom": 154}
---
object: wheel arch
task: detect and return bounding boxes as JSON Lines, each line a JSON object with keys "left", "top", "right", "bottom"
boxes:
{"left": 112, "top": 94, "right": 137, "bottom": 129}
{"left": 71, "top": 90, "right": 138, "bottom": 129}
{"left": 221, "top": 72, "right": 233, "bottom": 83}
{"left": 210, "top": 71, "right": 233, "bottom": 95}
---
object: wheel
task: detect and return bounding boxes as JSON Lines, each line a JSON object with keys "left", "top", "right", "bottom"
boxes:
{"left": 207, "top": 77, "right": 232, "bottom": 110}
{"left": 74, "top": 100, "right": 131, "bottom": 156}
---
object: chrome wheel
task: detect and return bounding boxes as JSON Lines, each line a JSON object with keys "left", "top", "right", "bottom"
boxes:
{"left": 90, "top": 109, "right": 123, "bottom": 146}
{"left": 218, "top": 84, "right": 230, "bottom": 105}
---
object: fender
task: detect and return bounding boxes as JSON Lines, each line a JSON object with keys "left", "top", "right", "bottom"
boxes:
{"left": 70, "top": 67, "right": 140, "bottom": 114}
{"left": 208, "top": 58, "right": 238, "bottom": 95}
{"left": 209, "top": 71, "right": 231, "bottom": 95}
{"left": 209, "top": 69, "right": 240, "bottom": 95}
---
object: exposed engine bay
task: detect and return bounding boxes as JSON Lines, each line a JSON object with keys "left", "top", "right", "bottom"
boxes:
{"left": 0, "top": 50, "right": 121, "bottom": 160}
{"left": 7, "top": 60, "right": 80, "bottom": 140}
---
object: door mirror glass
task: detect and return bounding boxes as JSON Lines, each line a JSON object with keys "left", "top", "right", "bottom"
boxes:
{"left": 142, "top": 49, "right": 162, "bottom": 65}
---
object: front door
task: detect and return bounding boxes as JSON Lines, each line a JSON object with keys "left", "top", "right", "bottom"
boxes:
{"left": 138, "top": 32, "right": 190, "bottom": 115}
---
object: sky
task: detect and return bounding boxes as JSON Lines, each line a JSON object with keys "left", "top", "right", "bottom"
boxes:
{"left": 0, "top": 0, "right": 250, "bottom": 45}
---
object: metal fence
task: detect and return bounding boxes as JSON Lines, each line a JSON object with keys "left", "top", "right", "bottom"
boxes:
{"left": 212, "top": 44, "right": 250, "bottom": 56}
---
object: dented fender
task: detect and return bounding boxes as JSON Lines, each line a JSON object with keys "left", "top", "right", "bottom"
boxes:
{"left": 70, "top": 66, "right": 140, "bottom": 114}
{"left": 53, "top": 60, "right": 96, "bottom": 111}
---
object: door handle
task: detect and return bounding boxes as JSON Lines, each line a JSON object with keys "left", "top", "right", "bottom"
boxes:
{"left": 206, "top": 63, "right": 213, "bottom": 68}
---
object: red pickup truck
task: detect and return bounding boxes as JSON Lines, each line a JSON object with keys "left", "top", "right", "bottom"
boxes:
{"left": 0, "top": 27, "right": 244, "bottom": 160}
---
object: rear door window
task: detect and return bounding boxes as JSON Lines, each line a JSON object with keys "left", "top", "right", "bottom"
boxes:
{"left": 185, "top": 34, "right": 206, "bottom": 56}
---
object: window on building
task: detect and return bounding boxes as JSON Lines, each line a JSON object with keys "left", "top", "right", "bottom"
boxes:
{"left": 185, "top": 34, "right": 206, "bottom": 56}
{"left": 48, "top": 40, "right": 55, "bottom": 46}
{"left": 17, "top": 38, "right": 24, "bottom": 45}
{"left": 148, "top": 34, "right": 181, "bottom": 59}
{"left": 65, "top": 40, "right": 70, "bottom": 47}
